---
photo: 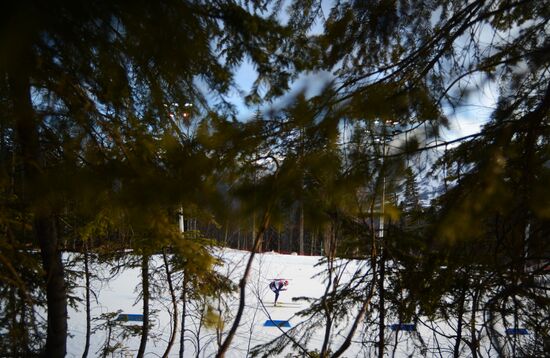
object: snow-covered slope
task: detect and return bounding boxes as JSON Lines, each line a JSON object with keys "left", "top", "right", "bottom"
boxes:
{"left": 65, "top": 249, "right": 529, "bottom": 357}
{"left": 66, "top": 250, "right": 332, "bottom": 357}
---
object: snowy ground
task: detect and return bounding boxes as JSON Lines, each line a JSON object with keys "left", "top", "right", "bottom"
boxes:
{"left": 64, "top": 249, "right": 534, "bottom": 357}
{"left": 66, "top": 249, "right": 333, "bottom": 357}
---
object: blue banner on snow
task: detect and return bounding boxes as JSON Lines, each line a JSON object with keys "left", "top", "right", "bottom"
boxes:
{"left": 264, "top": 320, "right": 291, "bottom": 328}
{"left": 505, "top": 328, "right": 529, "bottom": 335}
{"left": 116, "top": 314, "right": 143, "bottom": 322}
{"left": 389, "top": 323, "right": 416, "bottom": 331}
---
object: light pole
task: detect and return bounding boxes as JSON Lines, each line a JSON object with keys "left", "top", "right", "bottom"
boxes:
{"left": 374, "top": 119, "right": 398, "bottom": 358}
{"left": 374, "top": 119, "right": 397, "bottom": 239}
{"left": 165, "top": 101, "right": 194, "bottom": 234}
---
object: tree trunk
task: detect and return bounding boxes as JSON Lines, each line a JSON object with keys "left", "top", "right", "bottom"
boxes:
{"left": 224, "top": 222, "right": 228, "bottom": 246}
{"left": 320, "top": 230, "right": 334, "bottom": 357}
{"left": 237, "top": 228, "right": 241, "bottom": 250}
{"left": 511, "top": 296, "right": 520, "bottom": 357}
{"left": 453, "top": 288, "right": 466, "bottom": 358}
{"left": 277, "top": 227, "right": 281, "bottom": 252}
{"left": 310, "top": 230, "right": 314, "bottom": 256}
{"left": 9, "top": 287, "right": 17, "bottom": 355}
{"left": 82, "top": 243, "right": 91, "bottom": 358}
{"left": 179, "top": 271, "right": 187, "bottom": 358}
{"left": 38, "top": 217, "right": 67, "bottom": 358}
{"left": 252, "top": 214, "right": 256, "bottom": 252}
{"left": 320, "top": 308, "right": 333, "bottom": 358}
{"left": 9, "top": 66, "right": 68, "bottom": 358}
{"left": 162, "top": 250, "right": 178, "bottom": 358}
{"left": 102, "top": 320, "right": 113, "bottom": 358}
{"left": 196, "top": 306, "right": 204, "bottom": 358}
{"left": 137, "top": 254, "right": 150, "bottom": 358}
{"left": 216, "top": 213, "right": 270, "bottom": 358}
{"left": 332, "top": 211, "right": 380, "bottom": 358}
{"left": 21, "top": 289, "right": 31, "bottom": 356}
{"left": 487, "top": 300, "right": 504, "bottom": 356}
{"left": 299, "top": 204, "right": 304, "bottom": 255}
{"left": 288, "top": 222, "right": 294, "bottom": 253}
{"left": 469, "top": 290, "right": 479, "bottom": 358}
{"left": 377, "top": 250, "right": 386, "bottom": 358}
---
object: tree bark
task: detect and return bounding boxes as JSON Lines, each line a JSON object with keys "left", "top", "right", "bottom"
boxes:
{"left": 9, "top": 287, "right": 17, "bottom": 355}
{"left": 82, "top": 243, "right": 91, "bottom": 358}
{"left": 332, "top": 216, "right": 379, "bottom": 358}
{"left": 162, "top": 250, "right": 178, "bottom": 358}
{"left": 469, "top": 290, "right": 479, "bottom": 358}
{"left": 137, "top": 254, "right": 150, "bottom": 358}
{"left": 179, "top": 271, "right": 187, "bottom": 358}
{"left": 38, "top": 217, "right": 67, "bottom": 358}
{"left": 453, "top": 288, "right": 466, "bottom": 358}
{"left": 9, "top": 61, "right": 68, "bottom": 358}
{"left": 299, "top": 204, "right": 304, "bottom": 255}
{"left": 320, "top": 227, "right": 335, "bottom": 357}
{"left": 216, "top": 212, "right": 270, "bottom": 358}
{"left": 224, "top": 222, "right": 228, "bottom": 246}
{"left": 377, "top": 250, "right": 386, "bottom": 358}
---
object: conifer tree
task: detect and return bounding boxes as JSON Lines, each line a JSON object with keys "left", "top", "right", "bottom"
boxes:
{"left": 255, "top": 0, "right": 550, "bottom": 356}
{"left": 1, "top": 1, "right": 304, "bottom": 355}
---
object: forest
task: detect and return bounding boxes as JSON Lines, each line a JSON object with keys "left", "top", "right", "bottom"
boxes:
{"left": 0, "top": 0, "right": 549, "bottom": 357}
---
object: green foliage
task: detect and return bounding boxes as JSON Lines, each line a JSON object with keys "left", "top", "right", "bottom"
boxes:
{"left": 92, "top": 310, "right": 139, "bottom": 358}
{"left": 0, "top": 0, "right": 548, "bottom": 355}
{"left": 203, "top": 304, "right": 225, "bottom": 331}
{"left": 252, "top": 0, "right": 550, "bottom": 356}
{"left": 0, "top": 0, "right": 314, "bottom": 354}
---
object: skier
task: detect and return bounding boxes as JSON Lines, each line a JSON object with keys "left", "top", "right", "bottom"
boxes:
{"left": 269, "top": 279, "right": 289, "bottom": 306}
